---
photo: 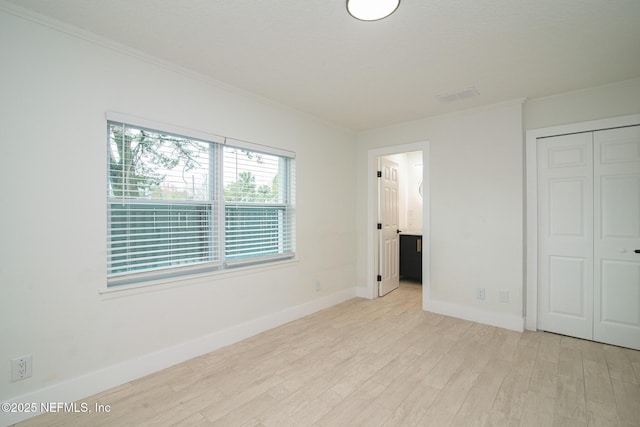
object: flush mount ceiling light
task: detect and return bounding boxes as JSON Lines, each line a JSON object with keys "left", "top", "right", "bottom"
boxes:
{"left": 347, "top": 0, "right": 400, "bottom": 21}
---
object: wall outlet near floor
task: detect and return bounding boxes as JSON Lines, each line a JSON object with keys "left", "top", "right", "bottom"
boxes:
{"left": 499, "top": 290, "right": 509, "bottom": 303}
{"left": 11, "top": 355, "right": 32, "bottom": 382}
{"left": 476, "top": 287, "right": 485, "bottom": 300}
{"left": 315, "top": 280, "right": 321, "bottom": 292}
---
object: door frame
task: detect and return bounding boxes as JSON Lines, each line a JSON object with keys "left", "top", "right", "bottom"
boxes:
{"left": 367, "top": 141, "right": 430, "bottom": 309}
{"left": 525, "top": 113, "right": 640, "bottom": 331}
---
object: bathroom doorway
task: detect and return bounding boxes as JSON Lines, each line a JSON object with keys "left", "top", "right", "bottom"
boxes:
{"left": 368, "top": 141, "right": 430, "bottom": 308}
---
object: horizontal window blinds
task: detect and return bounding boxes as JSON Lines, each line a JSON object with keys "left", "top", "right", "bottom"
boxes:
{"left": 107, "top": 123, "right": 219, "bottom": 278}
{"left": 223, "top": 146, "right": 294, "bottom": 264}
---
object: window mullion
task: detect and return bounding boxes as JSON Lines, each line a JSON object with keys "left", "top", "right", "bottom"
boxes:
{"left": 216, "top": 143, "right": 226, "bottom": 264}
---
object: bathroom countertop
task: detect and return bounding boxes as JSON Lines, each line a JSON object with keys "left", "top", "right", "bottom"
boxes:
{"left": 399, "top": 229, "right": 422, "bottom": 236}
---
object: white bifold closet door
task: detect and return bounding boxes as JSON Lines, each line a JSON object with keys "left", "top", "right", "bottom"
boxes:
{"left": 538, "top": 125, "right": 640, "bottom": 350}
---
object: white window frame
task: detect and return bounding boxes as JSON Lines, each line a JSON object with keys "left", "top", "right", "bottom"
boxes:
{"left": 105, "top": 112, "right": 296, "bottom": 288}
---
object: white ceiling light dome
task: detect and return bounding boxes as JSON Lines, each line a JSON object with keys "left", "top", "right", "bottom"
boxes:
{"left": 347, "top": 0, "right": 400, "bottom": 21}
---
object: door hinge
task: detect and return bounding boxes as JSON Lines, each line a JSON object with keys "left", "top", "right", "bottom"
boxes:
{"left": 377, "top": 223, "right": 382, "bottom": 229}
{"left": 377, "top": 275, "right": 382, "bottom": 282}
{"left": 377, "top": 171, "right": 382, "bottom": 178}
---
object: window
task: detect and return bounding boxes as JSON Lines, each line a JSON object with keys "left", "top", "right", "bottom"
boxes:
{"left": 107, "top": 118, "right": 295, "bottom": 287}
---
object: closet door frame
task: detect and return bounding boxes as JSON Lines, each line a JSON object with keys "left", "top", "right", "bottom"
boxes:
{"left": 525, "top": 113, "right": 640, "bottom": 331}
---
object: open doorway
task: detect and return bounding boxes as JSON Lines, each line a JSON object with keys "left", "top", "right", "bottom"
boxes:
{"left": 367, "top": 141, "right": 430, "bottom": 307}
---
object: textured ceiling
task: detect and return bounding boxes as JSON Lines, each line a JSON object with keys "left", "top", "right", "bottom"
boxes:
{"left": 6, "top": 0, "right": 640, "bottom": 130}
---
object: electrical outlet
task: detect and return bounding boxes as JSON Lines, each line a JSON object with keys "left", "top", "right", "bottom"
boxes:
{"left": 11, "top": 355, "right": 32, "bottom": 382}
{"left": 315, "top": 280, "right": 321, "bottom": 291}
{"left": 499, "top": 290, "right": 509, "bottom": 303}
{"left": 476, "top": 287, "right": 485, "bottom": 300}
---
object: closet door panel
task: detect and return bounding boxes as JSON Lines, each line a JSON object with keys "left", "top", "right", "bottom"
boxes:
{"left": 538, "top": 133, "right": 594, "bottom": 340}
{"left": 594, "top": 125, "right": 640, "bottom": 350}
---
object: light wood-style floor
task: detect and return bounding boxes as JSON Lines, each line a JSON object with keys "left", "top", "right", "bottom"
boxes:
{"left": 17, "top": 282, "right": 640, "bottom": 426}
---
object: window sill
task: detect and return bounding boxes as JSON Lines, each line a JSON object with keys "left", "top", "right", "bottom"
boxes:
{"left": 99, "top": 257, "right": 299, "bottom": 299}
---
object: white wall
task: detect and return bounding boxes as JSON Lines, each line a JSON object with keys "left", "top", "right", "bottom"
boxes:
{"left": 381, "top": 151, "right": 423, "bottom": 234}
{"left": 405, "top": 151, "right": 424, "bottom": 233}
{"left": 356, "top": 101, "right": 525, "bottom": 331}
{"left": 524, "top": 77, "right": 640, "bottom": 130}
{"left": 0, "top": 9, "right": 357, "bottom": 421}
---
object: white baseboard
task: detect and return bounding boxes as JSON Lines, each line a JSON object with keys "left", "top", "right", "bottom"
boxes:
{"left": 1, "top": 287, "right": 357, "bottom": 426}
{"left": 424, "top": 298, "right": 525, "bottom": 332}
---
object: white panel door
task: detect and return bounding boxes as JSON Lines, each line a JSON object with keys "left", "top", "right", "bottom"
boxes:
{"left": 538, "top": 132, "right": 594, "bottom": 340}
{"left": 378, "top": 158, "right": 400, "bottom": 296}
{"left": 594, "top": 125, "right": 640, "bottom": 350}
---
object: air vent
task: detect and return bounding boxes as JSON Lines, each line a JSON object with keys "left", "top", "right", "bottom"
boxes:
{"left": 437, "top": 87, "right": 479, "bottom": 103}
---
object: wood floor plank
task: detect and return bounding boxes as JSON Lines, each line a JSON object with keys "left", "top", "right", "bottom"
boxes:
{"left": 257, "top": 378, "right": 334, "bottom": 426}
{"left": 537, "top": 332, "right": 562, "bottom": 363}
{"left": 610, "top": 377, "right": 640, "bottom": 426}
{"left": 528, "top": 359, "right": 558, "bottom": 398}
{"left": 558, "top": 346, "right": 584, "bottom": 389}
{"left": 603, "top": 346, "right": 639, "bottom": 385}
{"left": 492, "top": 373, "right": 530, "bottom": 423}
{"left": 208, "top": 392, "right": 279, "bottom": 427}
{"left": 518, "top": 390, "right": 555, "bottom": 427}
{"left": 583, "top": 359, "right": 616, "bottom": 407}
{"left": 283, "top": 387, "right": 343, "bottom": 426}
{"left": 428, "top": 370, "right": 479, "bottom": 417}
{"left": 585, "top": 400, "right": 624, "bottom": 427}
{"left": 554, "top": 381, "right": 587, "bottom": 423}
{"left": 199, "top": 374, "right": 284, "bottom": 422}
{"left": 382, "top": 382, "right": 440, "bottom": 427}
{"left": 421, "top": 353, "right": 466, "bottom": 389}
{"left": 450, "top": 358, "right": 508, "bottom": 427}
{"left": 356, "top": 364, "right": 436, "bottom": 426}
{"left": 552, "top": 415, "right": 587, "bottom": 427}
{"left": 316, "top": 378, "right": 386, "bottom": 427}
{"left": 484, "top": 410, "right": 520, "bottom": 427}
